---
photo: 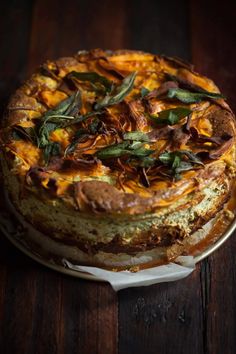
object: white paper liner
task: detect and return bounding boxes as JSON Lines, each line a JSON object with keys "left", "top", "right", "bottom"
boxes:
{"left": 63, "top": 256, "right": 195, "bottom": 291}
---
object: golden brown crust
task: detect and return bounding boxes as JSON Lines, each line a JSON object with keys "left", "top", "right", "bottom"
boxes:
{"left": 73, "top": 161, "right": 227, "bottom": 214}
{"left": 1, "top": 49, "right": 236, "bottom": 267}
{"left": 2, "top": 50, "right": 236, "bottom": 213}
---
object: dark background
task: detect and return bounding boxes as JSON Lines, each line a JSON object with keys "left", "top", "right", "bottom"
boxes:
{"left": 0, "top": 0, "right": 236, "bottom": 353}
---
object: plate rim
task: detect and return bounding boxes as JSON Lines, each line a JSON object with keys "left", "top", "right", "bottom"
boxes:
{"left": 1, "top": 228, "right": 104, "bottom": 281}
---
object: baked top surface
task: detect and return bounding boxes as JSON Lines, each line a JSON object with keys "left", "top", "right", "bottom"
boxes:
{"left": 1, "top": 49, "right": 236, "bottom": 215}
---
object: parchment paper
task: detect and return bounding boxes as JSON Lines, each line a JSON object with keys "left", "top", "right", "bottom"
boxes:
{"left": 63, "top": 256, "right": 195, "bottom": 291}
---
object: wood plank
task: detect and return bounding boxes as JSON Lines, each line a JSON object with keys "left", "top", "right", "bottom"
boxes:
{"left": 28, "top": 0, "right": 128, "bottom": 74}
{"left": 125, "top": 0, "right": 190, "bottom": 60}
{"left": 24, "top": 1, "right": 121, "bottom": 353}
{"left": 118, "top": 270, "right": 204, "bottom": 354}
{"left": 1, "top": 0, "right": 120, "bottom": 352}
{"left": 191, "top": 0, "right": 236, "bottom": 111}
{"left": 0, "top": 0, "right": 35, "bottom": 264}
{"left": 0, "top": 266, "right": 6, "bottom": 348}
{"left": 62, "top": 279, "right": 117, "bottom": 354}
{"left": 0, "top": 3, "right": 35, "bottom": 350}
{"left": 0, "top": 265, "right": 118, "bottom": 354}
{"left": 0, "top": 0, "right": 33, "bottom": 115}
{"left": 191, "top": 1, "right": 236, "bottom": 353}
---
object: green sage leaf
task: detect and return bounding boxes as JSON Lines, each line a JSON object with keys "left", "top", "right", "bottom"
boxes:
{"left": 64, "top": 129, "right": 89, "bottom": 156}
{"left": 44, "top": 141, "right": 61, "bottom": 165}
{"left": 123, "top": 131, "right": 150, "bottom": 142}
{"left": 96, "top": 142, "right": 130, "bottom": 159}
{"left": 150, "top": 107, "right": 192, "bottom": 125}
{"left": 175, "top": 161, "right": 194, "bottom": 174}
{"left": 159, "top": 150, "right": 203, "bottom": 179}
{"left": 180, "top": 150, "right": 204, "bottom": 165}
{"left": 130, "top": 147, "right": 154, "bottom": 157}
{"left": 12, "top": 126, "right": 37, "bottom": 143}
{"left": 94, "top": 71, "right": 137, "bottom": 110}
{"left": 167, "top": 88, "right": 225, "bottom": 104}
{"left": 37, "top": 91, "right": 82, "bottom": 148}
{"left": 96, "top": 140, "right": 153, "bottom": 160}
{"left": 62, "top": 110, "right": 104, "bottom": 128}
{"left": 159, "top": 151, "right": 179, "bottom": 165}
{"left": 137, "top": 156, "right": 156, "bottom": 168}
{"left": 140, "top": 87, "right": 150, "bottom": 98}
{"left": 68, "top": 71, "right": 113, "bottom": 92}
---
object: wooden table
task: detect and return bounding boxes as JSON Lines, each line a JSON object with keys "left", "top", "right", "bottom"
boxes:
{"left": 0, "top": 1, "right": 236, "bottom": 353}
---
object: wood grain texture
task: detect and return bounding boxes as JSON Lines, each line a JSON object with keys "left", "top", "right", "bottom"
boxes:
{"left": 28, "top": 0, "right": 128, "bottom": 74}
{"left": 118, "top": 269, "right": 204, "bottom": 354}
{"left": 0, "top": 0, "right": 236, "bottom": 353}
{"left": 0, "top": 0, "right": 33, "bottom": 116}
{"left": 0, "top": 268, "right": 118, "bottom": 354}
{"left": 0, "top": 0, "right": 35, "bottom": 267}
{"left": 0, "top": 1, "right": 119, "bottom": 353}
{"left": 125, "top": 0, "right": 190, "bottom": 60}
{"left": 191, "top": 1, "right": 236, "bottom": 353}
{"left": 191, "top": 0, "right": 236, "bottom": 112}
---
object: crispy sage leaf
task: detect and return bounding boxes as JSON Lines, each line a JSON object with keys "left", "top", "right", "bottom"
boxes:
{"left": 38, "top": 72, "right": 136, "bottom": 151}
{"left": 64, "top": 90, "right": 82, "bottom": 116}
{"left": 64, "top": 129, "right": 89, "bottom": 156}
{"left": 180, "top": 150, "right": 204, "bottom": 165}
{"left": 38, "top": 122, "right": 59, "bottom": 148}
{"left": 12, "top": 126, "right": 37, "bottom": 143}
{"left": 89, "top": 117, "right": 105, "bottom": 134}
{"left": 37, "top": 91, "right": 82, "bottom": 148}
{"left": 44, "top": 91, "right": 81, "bottom": 119}
{"left": 165, "top": 73, "right": 208, "bottom": 93}
{"left": 44, "top": 141, "right": 61, "bottom": 165}
{"left": 167, "top": 88, "right": 225, "bottom": 104}
{"left": 94, "top": 71, "right": 137, "bottom": 110}
{"left": 96, "top": 142, "right": 130, "bottom": 159}
{"left": 137, "top": 156, "right": 156, "bottom": 168}
{"left": 159, "top": 150, "right": 203, "bottom": 179}
{"left": 62, "top": 110, "right": 103, "bottom": 127}
{"left": 140, "top": 87, "right": 150, "bottom": 98}
{"left": 130, "top": 147, "right": 154, "bottom": 157}
{"left": 172, "top": 154, "right": 182, "bottom": 169}
{"left": 150, "top": 107, "right": 192, "bottom": 125}
{"left": 127, "top": 155, "right": 156, "bottom": 168}
{"left": 159, "top": 151, "right": 180, "bottom": 166}
{"left": 175, "top": 161, "right": 194, "bottom": 174}
{"left": 96, "top": 141, "right": 153, "bottom": 159}
{"left": 67, "top": 71, "right": 113, "bottom": 92}
{"left": 123, "top": 131, "right": 150, "bottom": 142}
{"left": 159, "top": 151, "right": 183, "bottom": 180}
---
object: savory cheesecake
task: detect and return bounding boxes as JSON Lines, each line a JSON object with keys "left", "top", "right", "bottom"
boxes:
{"left": 1, "top": 49, "right": 236, "bottom": 269}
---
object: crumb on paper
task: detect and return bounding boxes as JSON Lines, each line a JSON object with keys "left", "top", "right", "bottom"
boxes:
{"left": 224, "top": 209, "right": 235, "bottom": 221}
{"left": 129, "top": 265, "right": 140, "bottom": 273}
{"left": 111, "top": 268, "right": 118, "bottom": 272}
